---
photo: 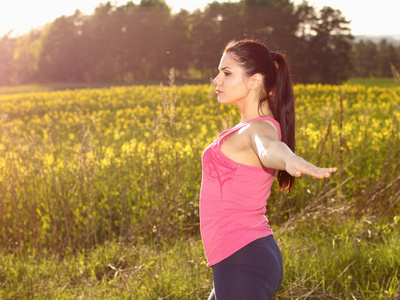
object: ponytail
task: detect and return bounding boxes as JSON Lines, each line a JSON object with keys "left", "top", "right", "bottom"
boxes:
{"left": 271, "top": 52, "right": 296, "bottom": 192}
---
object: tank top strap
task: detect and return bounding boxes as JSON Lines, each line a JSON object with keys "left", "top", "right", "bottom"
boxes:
{"left": 246, "top": 116, "right": 282, "bottom": 141}
{"left": 216, "top": 122, "right": 248, "bottom": 145}
{"left": 217, "top": 116, "right": 282, "bottom": 143}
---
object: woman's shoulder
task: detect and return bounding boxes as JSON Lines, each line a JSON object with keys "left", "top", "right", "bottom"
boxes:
{"left": 246, "top": 118, "right": 281, "bottom": 141}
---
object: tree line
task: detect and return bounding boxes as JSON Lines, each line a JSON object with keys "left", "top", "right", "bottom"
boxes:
{"left": 0, "top": 0, "right": 399, "bottom": 86}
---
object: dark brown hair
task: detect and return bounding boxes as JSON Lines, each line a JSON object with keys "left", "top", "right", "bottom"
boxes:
{"left": 224, "top": 39, "right": 296, "bottom": 191}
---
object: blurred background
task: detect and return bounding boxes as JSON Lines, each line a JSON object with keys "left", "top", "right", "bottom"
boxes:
{"left": 1, "top": 0, "right": 399, "bottom": 87}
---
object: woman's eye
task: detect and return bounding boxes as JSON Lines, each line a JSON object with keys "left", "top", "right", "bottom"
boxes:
{"left": 224, "top": 72, "right": 231, "bottom": 76}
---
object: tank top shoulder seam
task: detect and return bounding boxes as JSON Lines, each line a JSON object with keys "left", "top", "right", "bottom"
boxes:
{"left": 246, "top": 116, "right": 281, "bottom": 141}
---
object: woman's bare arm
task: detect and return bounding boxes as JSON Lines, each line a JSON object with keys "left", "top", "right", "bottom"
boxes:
{"left": 249, "top": 121, "right": 337, "bottom": 178}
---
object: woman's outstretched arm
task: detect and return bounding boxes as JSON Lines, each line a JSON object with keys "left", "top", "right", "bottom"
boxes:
{"left": 249, "top": 121, "right": 337, "bottom": 178}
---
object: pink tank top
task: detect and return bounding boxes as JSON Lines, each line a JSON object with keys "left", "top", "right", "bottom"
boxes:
{"left": 200, "top": 116, "right": 282, "bottom": 266}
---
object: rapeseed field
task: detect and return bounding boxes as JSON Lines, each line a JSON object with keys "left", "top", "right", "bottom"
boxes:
{"left": 0, "top": 83, "right": 399, "bottom": 299}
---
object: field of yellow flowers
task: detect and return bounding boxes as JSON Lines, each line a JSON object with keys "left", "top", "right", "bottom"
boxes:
{"left": 0, "top": 82, "right": 399, "bottom": 298}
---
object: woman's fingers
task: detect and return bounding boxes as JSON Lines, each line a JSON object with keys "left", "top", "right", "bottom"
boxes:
{"left": 289, "top": 157, "right": 337, "bottom": 178}
{"left": 296, "top": 166, "right": 337, "bottom": 178}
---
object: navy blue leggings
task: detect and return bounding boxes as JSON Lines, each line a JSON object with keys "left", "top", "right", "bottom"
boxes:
{"left": 207, "top": 235, "right": 283, "bottom": 300}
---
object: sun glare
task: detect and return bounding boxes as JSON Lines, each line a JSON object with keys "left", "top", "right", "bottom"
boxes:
{"left": 0, "top": 0, "right": 399, "bottom": 37}
{"left": 1, "top": 0, "right": 107, "bottom": 36}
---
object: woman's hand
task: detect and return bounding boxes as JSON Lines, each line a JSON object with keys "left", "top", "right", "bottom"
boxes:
{"left": 286, "top": 155, "right": 337, "bottom": 179}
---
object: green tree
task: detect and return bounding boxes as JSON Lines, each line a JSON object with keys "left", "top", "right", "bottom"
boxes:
{"left": 377, "top": 39, "right": 398, "bottom": 77}
{"left": 352, "top": 40, "right": 378, "bottom": 77}
{"left": 299, "top": 6, "right": 353, "bottom": 83}
{"left": 38, "top": 12, "right": 86, "bottom": 82}
{"left": 189, "top": 5, "right": 223, "bottom": 78}
{"left": 135, "top": 0, "right": 171, "bottom": 79}
{"left": 165, "top": 10, "right": 193, "bottom": 78}
{"left": 12, "top": 30, "right": 43, "bottom": 84}
{"left": 0, "top": 0, "right": 363, "bottom": 85}
{"left": 80, "top": 2, "right": 125, "bottom": 82}
{"left": 0, "top": 34, "right": 14, "bottom": 86}
{"left": 77, "top": 0, "right": 171, "bottom": 82}
{"left": 242, "top": 0, "right": 298, "bottom": 51}
{"left": 290, "top": 1, "right": 317, "bottom": 82}
{"left": 139, "top": 0, "right": 168, "bottom": 8}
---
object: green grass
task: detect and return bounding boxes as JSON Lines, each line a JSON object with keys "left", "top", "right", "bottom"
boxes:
{"left": 0, "top": 79, "right": 210, "bottom": 96}
{"left": 0, "top": 83, "right": 137, "bottom": 95}
{"left": 276, "top": 217, "right": 400, "bottom": 299}
{"left": 0, "top": 77, "right": 397, "bottom": 96}
{"left": 0, "top": 238, "right": 212, "bottom": 299}
{"left": 1, "top": 223, "right": 398, "bottom": 299}
{"left": 345, "top": 77, "right": 399, "bottom": 88}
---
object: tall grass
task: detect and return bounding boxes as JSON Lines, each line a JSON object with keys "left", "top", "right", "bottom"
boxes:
{"left": 345, "top": 78, "right": 399, "bottom": 88}
{"left": 0, "top": 80, "right": 399, "bottom": 298}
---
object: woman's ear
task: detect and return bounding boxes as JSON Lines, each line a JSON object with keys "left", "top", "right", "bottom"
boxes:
{"left": 249, "top": 73, "right": 263, "bottom": 90}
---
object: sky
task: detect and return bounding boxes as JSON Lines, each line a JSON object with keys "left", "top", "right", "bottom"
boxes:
{"left": 1, "top": 0, "right": 399, "bottom": 37}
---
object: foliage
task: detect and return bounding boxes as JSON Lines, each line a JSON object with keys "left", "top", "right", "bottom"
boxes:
{"left": 0, "top": 82, "right": 399, "bottom": 298}
{"left": 352, "top": 39, "right": 400, "bottom": 79}
{"left": 292, "top": 3, "right": 353, "bottom": 83}
{"left": 0, "top": 0, "right": 353, "bottom": 86}
{"left": 3, "top": 1, "right": 400, "bottom": 86}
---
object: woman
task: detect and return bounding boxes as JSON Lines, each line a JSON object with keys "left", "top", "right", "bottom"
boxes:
{"left": 200, "top": 39, "right": 337, "bottom": 300}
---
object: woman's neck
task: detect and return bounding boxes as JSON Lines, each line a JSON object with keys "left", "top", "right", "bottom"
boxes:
{"left": 238, "top": 102, "right": 273, "bottom": 123}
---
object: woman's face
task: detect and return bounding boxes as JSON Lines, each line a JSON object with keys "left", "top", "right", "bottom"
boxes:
{"left": 213, "top": 52, "right": 251, "bottom": 105}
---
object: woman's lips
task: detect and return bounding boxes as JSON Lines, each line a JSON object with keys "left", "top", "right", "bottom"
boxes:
{"left": 216, "top": 89, "right": 223, "bottom": 95}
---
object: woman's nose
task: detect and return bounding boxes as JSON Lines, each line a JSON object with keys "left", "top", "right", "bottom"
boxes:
{"left": 213, "top": 74, "right": 220, "bottom": 85}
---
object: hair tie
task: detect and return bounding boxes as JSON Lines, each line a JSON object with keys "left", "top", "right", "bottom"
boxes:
{"left": 270, "top": 51, "right": 276, "bottom": 61}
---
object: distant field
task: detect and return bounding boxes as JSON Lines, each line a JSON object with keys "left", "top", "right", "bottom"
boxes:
{"left": 0, "top": 79, "right": 209, "bottom": 96}
{"left": 0, "top": 77, "right": 398, "bottom": 95}
{"left": 0, "top": 82, "right": 132, "bottom": 95}
{"left": 346, "top": 77, "right": 399, "bottom": 87}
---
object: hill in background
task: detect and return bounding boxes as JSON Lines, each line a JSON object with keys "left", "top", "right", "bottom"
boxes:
{"left": 354, "top": 34, "right": 400, "bottom": 45}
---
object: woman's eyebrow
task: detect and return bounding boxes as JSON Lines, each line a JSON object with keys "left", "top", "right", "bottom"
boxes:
{"left": 219, "top": 66, "right": 231, "bottom": 71}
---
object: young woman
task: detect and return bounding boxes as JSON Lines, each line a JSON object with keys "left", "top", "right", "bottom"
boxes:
{"left": 200, "top": 39, "right": 337, "bottom": 300}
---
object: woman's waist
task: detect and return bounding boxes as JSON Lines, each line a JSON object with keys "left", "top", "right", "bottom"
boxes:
{"left": 200, "top": 209, "right": 269, "bottom": 234}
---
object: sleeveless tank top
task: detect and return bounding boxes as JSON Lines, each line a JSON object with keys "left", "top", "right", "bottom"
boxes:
{"left": 200, "top": 116, "right": 282, "bottom": 266}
